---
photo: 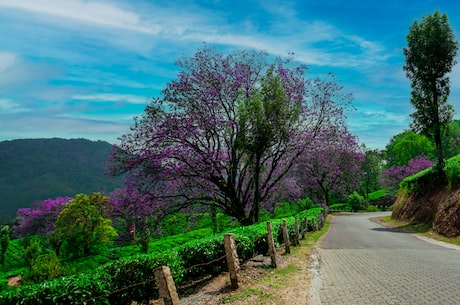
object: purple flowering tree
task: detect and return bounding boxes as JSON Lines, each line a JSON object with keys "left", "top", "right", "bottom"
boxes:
{"left": 379, "top": 155, "right": 435, "bottom": 192}
{"left": 109, "top": 182, "right": 165, "bottom": 252}
{"left": 13, "top": 197, "right": 73, "bottom": 238}
{"left": 107, "top": 47, "right": 352, "bottom": 225}
{"left": 295, "top": 127, "right": 365, "bottom": 206}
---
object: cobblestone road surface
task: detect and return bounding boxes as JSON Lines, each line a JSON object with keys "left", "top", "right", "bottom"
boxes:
{"left": 311, "top": 212, "right": 460, "bottom": 305}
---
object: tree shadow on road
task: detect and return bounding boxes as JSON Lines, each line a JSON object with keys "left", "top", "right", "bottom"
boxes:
{"left": 371, "top": 216, "right": 430, "bottom": 234}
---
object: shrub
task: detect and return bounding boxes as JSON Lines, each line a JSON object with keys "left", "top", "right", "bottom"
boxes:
{"left": 446, "top": 154, "right": 460, "bottom": 188}
{"left": 366, "top": 205, "right": 380, "bottom": 212}
{"left": 367, "top": 190, "right": 389, "bottom": 201}
{"left": 329, "top": 203, "right": 350, "bottom": 212}
{"left": 348, "top": 192, "right": 368, "bottom": 212}
{"left": 22, "top": 251, "right": 64, "bottom": 284}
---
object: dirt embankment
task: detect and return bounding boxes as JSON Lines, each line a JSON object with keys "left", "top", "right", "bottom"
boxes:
{"left": 392, "top": 178, "right": 460, "bottom": 237}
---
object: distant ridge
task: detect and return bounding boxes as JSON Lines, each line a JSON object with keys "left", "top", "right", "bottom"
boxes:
{"left": 0, "top": 138, "right": 124, "bottom": 223}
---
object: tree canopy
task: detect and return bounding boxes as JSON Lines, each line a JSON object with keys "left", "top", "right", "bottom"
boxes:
{"left": 385, "top": 130, "right": 435, "bottom": 167}
{"left": 107, "top": 47, "right": 353, "bottom": 225}
{"left": 52, "top": 193, "right": 117, "bottom": 257}
{"left": 403, "top": 9, "right": 458, "bottom": 170}
{"left": 295, "top": 127, "right": 364, "bottom": 206}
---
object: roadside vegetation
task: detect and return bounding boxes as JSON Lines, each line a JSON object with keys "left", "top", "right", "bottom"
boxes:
{"left": 1, "top": 9, "right": 460, "bottom": 303}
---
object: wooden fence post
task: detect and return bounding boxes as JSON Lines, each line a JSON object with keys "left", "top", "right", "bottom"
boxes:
{"left": 293, "top": 217, "right": 299, "bottom": 246}
{"left": 301, "top": 217, "right": 307, "bottom": 239}
{"left": 154, "top": 266, "right": 180, "bottom": 305}
{"left": 224, "top": 233, "right": 240, "bottom": 289}
{"left": 282, "top": 220, "right": 290, "bottom": 254}
{"left": 266, "top": 222, "right": 277, "bottom": 268}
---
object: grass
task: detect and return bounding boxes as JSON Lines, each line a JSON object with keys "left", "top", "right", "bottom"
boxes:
{"left": 221, "top": 287, "right": 270, "bottom": 303}
{"left": 378, "top": 216, "right": 460, "bottom": 246}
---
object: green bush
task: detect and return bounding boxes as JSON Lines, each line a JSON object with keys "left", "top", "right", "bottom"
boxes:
{"left": 329, "top": 203, "right": 351, "bottom": 212}
{"left": 366, "top": 205, "right": 380, "bottom": 212}
{"left": 348, "top": 192, "right": 368, "bottom": 212}
{"left": 446, "top": 154, "right": 460, "bottom": 188}
{"left": 367, "top": 190, "right": 390, "bottom": 201}
{"left": 23, "top": 251, "right": 64, "bottom": 284}
{"left": 274, "top": 198, "right": 317, "bottom": 218}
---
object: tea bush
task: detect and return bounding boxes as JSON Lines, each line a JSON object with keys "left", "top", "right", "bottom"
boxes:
{"left": 0, "top": 207, "right": 324, "bottom": 305}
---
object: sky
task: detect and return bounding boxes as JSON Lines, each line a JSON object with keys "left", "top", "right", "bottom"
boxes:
{"left": 1, "top": 0, "right": 460, "bottom": 149}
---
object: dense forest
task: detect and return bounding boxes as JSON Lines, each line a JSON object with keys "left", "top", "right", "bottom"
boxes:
{"left": 0, "top": 138, "right": 124, "bottom": 223}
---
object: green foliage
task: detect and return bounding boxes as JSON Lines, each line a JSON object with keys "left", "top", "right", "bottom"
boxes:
{"left": 0, "top": 227, "right": 9, "bottom": 265}
{"left": 23, "top": 251, "right": 64, "bottom": 284}
{"left": 385, "top": 130, "right": 435, "bottom": 166}
{"left": 367, "top": 190, "right": 390, "bottom": 201}
{"left": 443, "top": 120, "right": 460, "bottom": 159}
{"left": 348, "top": 192, "right": 368, "bottom": 212}
{"left": 52, "top": 193, "right": 117, "bottom": 258}
{"left": 161, "top": 213, "right": 189, "bottom": 236}
{"left": 400, "top": 166, "right": 436, "bottom": 192}
{"left": 20, "top": 238, "right": 42, "bottom": 270}
{"left": 1, "top": 239, "right": 26, "bottom": 269}
{"left": 399, "top": 154, "right": 460, "bottom": 192}
{"left": 274, "top": 198, "right": 317, "bottom": 218}
{"left": 445, "top": 154, "right": 460, "bottom": 188}
{"left": 366, "top": 205, "right": 380, "bottom": 212}
{"left": 133, "top": 227, "right": 151, "bottom": 253}
{"left": 329, "top": 203, "right": 351, "bottom": 212}
{"left": 403, "top": 10, "right": 458, "bottom": 169}
{"left": 0, "top": 208, "right": 325, "bottom": 304}
{"left": 361, "top": 148, "right": 385, "bottom": 196}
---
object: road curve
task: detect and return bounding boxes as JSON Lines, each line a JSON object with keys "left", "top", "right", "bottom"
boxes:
{"left": 310, "top": 212, "right": 460, "bottom": 305}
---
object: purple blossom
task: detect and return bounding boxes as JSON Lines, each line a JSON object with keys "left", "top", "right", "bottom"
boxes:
{"left": 106, "top": 47, "right": 354, "bottom": 225}
{"left": 13, "top": 197, "right": 73, "bottom": 237}
{"left": 379, "top": 155, "right": 434, "bottom": 192}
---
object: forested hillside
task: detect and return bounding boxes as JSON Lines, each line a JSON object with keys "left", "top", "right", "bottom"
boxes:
{"left": 0, "top": 138, "right": 124, "bottom": 223}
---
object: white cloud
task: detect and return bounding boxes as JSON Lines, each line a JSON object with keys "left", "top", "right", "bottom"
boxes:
{"left": 0, "top": 0, "right": 160, "bottom": 34}
{"left": 0, "top": 98, "right": 29, "bottom": 113}
{"left": 0, "top": 52, "right": 19, "bottom": 72}
{"left": 72, "top": 93, "right": 148, "bottom": 104}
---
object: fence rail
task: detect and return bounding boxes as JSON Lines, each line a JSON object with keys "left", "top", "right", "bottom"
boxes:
{"left": 69, "top": 211, "right": 327, "bottom": 305}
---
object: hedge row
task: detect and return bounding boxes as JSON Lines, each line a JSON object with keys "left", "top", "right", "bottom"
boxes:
{"left": 0, "top": 208, "right": 324, "bottom": 305}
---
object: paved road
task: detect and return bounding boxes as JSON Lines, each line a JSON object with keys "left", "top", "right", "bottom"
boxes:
{"left": 311, "top": 212, "right": 460, "bottom": 305}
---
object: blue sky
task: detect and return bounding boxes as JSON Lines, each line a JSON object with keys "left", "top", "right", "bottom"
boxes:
{"left": 1, "top": 0, "right": 460, "bottom": 149}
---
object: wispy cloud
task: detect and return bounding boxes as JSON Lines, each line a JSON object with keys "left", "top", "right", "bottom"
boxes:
{"left": 1, "top": 0, "right": 459, "bottom": 149}
{"left": 0, "top": 51, "right": 18, "bottom": 71}
{"left": 0, "top": 0, "right": 160, "bottom": 34}
{"left": 0, "top": 98, "right": 30, "bottom": 113}
{"left": 72, "top": 94, "right": 148, "bottom": 105}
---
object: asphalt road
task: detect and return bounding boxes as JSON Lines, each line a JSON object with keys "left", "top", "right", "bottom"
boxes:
{"left": 310, "top": 212, "right": 460, "bottom": 305}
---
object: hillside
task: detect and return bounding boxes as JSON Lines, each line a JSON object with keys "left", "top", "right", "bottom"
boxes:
{"left": 0, "top": 138, "right": 124, "bottom": 223}
{"left": 392, "top": 159, "right": 460, "bottom": 237}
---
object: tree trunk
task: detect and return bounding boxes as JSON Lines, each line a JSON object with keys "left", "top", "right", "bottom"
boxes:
{"left": 432, "top": 84, "right": 445, "bottom": 171}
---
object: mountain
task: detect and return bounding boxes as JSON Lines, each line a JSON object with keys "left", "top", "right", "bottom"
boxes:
{"left": 0, "top": 138, "right": 124, "bottom": 223}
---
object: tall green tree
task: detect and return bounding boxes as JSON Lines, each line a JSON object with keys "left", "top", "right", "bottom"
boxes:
{"left": 442, "top": 119, "right": 460, "bottom": 159}
{"left": 403, "top": 9, "right": 458, "bottom": 170}
{"left": 52, "top": 193, "right": 117, "bottom": 257}
{"left": 385, "top": 130, "right": 435, "bottom": 166}
{"left": 237, "top": 66, "right": 300, "bottom": 223}
{"left": 360, "top": 147, "right": 385, "bottom": 198}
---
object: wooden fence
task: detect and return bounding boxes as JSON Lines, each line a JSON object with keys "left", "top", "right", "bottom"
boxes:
{"left": 77, "top": 211, "right": 326, "bottom": 305}
{"left": 150, "top": 210, "right": 326, "bottom": 305}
